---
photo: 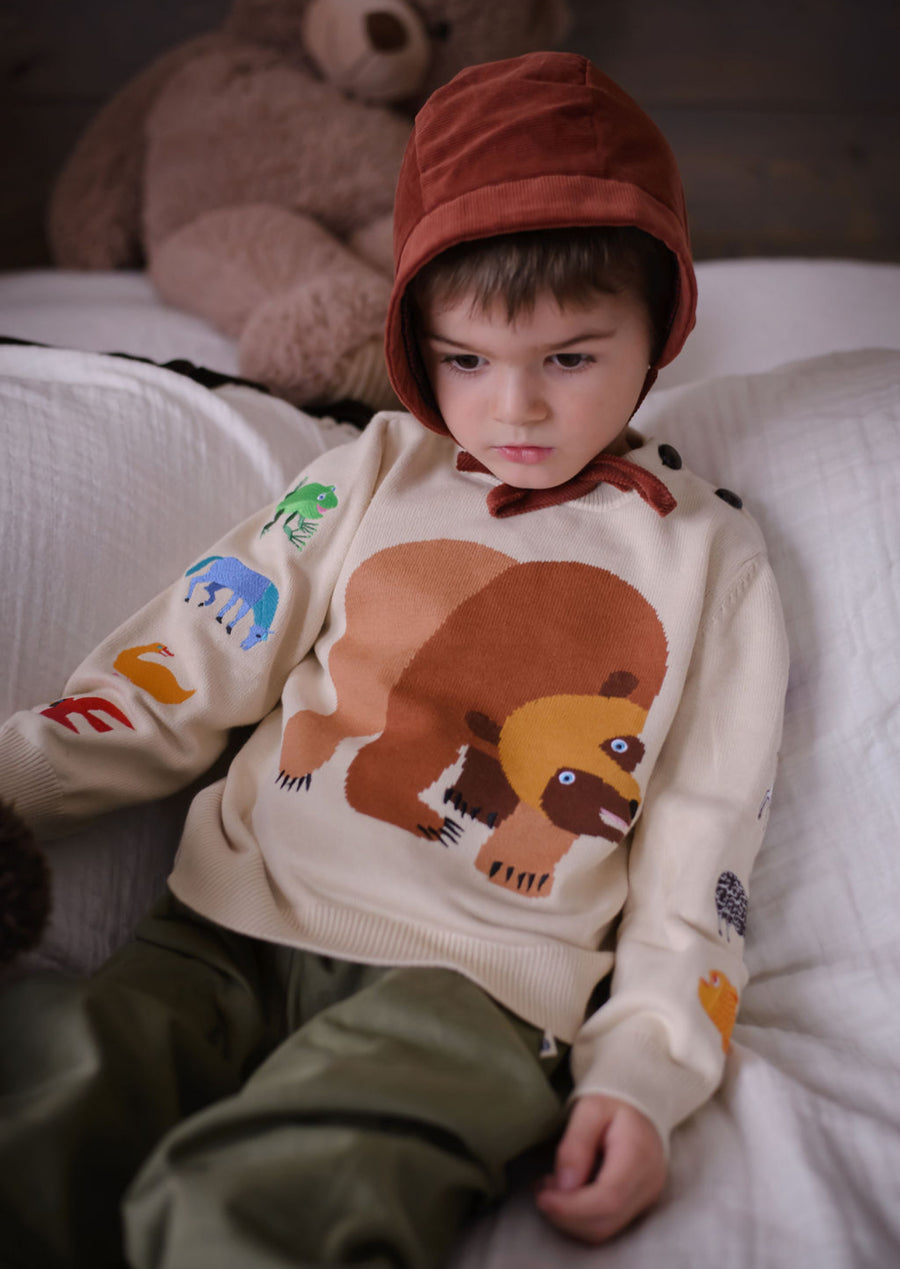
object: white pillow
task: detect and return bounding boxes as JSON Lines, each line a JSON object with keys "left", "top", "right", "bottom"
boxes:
{"left": 634, "top": 348, "right": 900, "bottom": 1178}
{"left": 0, "top": 345, "right": 357, "bottom": 972}
{"left": 0, "top": 271, "right": 241, "bottom": 373}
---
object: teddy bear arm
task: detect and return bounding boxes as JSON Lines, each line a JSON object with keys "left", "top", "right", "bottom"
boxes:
{"left": 47, "top": 35, "right": 222, "bottom": 269}
{"left": 148, "top": 203, "right": 396, "bottom": 409}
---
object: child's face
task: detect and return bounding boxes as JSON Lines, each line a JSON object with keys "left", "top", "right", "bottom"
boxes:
{"left": 419, "top": 287, "right": 653, "bottom": 488}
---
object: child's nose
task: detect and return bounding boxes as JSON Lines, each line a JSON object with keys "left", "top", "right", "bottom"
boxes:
{"left": 491, "top": 370, "right": 546, "bottom": 424}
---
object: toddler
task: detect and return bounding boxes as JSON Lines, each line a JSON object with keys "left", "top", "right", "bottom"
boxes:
{"left": 0, "top": 51, "right": 788, "bottom": 1268}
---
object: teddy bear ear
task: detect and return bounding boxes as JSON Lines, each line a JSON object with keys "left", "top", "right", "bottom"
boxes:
{"left": 599, "top": 670, "right": 639, "bottom": 699}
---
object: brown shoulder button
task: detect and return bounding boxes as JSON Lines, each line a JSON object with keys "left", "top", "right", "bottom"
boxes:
{"left": 715, "top": 488, "right": 743, "bottom": 510}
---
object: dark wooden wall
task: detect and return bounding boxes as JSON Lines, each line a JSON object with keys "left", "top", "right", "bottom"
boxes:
{"left": 566, "top": 0, "right": 899, "bottom": 261}
{"left": 1, "top": 0, "right": 898, "bottom": 270}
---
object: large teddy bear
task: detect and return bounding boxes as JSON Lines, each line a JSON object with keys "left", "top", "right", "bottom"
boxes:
{"left": 47, "top": 0, "right": 570, "bottom": 414}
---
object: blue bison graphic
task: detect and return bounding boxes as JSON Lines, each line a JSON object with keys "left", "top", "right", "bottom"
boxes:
{"left": 185, "top": 556, "right": 279, "bottom": 650}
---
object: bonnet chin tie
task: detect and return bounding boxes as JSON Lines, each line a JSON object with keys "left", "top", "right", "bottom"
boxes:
{"left": 455, "top": 451, "right": 677, "bottom": 518}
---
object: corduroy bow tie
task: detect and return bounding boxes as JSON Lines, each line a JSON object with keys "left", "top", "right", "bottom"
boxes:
{"left": 456, "top": 451, "right": 677, "bottom": 518}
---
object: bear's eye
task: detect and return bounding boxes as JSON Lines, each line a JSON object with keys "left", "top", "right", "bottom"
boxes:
{"left": 601, "top": 734, "right": 645, "bottom": 772}
{"left": 558, "top": 770, "right": 576, "bottom": 786}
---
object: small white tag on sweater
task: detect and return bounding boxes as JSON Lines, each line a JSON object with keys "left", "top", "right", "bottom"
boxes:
{"left": 539, "top": 1031, "right": 559, "bottom": 1059}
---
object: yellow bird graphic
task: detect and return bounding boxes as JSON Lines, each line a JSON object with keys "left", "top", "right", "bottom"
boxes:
{"left": 114, "top": 643, "right": 195, "bottom": 704}
{"left": 698, "top": 970, "right": 739, "bottom": 1053}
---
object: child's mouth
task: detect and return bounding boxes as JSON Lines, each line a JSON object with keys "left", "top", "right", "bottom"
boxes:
{"left": 493, "top": 446, "right": 554, "bottom": 465}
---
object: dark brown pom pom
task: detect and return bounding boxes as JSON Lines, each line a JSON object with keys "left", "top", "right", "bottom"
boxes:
{"left": 0, "top": 799, "right": 51, "bottom": 964}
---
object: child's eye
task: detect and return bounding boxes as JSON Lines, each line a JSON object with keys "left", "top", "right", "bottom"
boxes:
{"left": 550, "top": 352, "right": 594, "bottom": 370}
{"left": 444, "top": 354, "right": 484, "bottom": 373}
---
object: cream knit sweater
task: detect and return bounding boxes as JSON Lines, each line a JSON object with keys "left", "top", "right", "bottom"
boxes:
{"left": 0, "top": 412, "right": 788, "bottom": 1146}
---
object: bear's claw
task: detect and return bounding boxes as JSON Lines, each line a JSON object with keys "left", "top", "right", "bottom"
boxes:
{"left": 418, "top": 816, "right": 463, "bottom": 846}
{"left": 276, "top": 769, "right": 312, "bottom": 791}
{"left": 486, "top": 861, "right": 551, "bottom": 894}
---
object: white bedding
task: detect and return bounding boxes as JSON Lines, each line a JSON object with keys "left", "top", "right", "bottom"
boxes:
{"left": 1, "top": 261, "right": 899, "bottom": 1267}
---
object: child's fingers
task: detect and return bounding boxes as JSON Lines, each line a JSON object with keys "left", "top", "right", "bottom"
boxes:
{"left": 536, "top": 1164, "right": 640, "bottom": 1243}
{"left": 550, "top": 1095, "right": 614, "bottom": 1190}
{"left": 536, "top": 1099, "right": 666, "bottom": 1244}
{"left": 536, "top": 1152, "right": 660, "bottom": 1243}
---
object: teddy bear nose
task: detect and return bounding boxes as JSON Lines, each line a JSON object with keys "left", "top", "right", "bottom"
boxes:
{"left": 367, "top": 11, "right": 409, "bottom": 51}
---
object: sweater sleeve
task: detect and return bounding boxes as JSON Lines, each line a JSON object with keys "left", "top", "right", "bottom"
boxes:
{"left": 569, "top": 552, "right": 789, "bottom": 1149}
{"left": 0, "top": 419, "right": 390, "bottom": 838}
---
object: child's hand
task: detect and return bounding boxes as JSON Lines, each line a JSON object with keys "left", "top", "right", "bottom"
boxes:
{"left": 535, "top": 1093, "right": 666, "bottom": 1244}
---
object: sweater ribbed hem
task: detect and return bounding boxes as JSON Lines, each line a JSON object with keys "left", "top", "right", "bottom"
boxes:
{"left": 168, "top": 833, "right": 613, "bottom": 1045}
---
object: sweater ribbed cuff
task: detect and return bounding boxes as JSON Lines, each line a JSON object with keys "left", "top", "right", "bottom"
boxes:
{"left": 0, "top": 725, "right": 65, "bottom": 835}
{"left": 570, "top": 1018, "right": 721, "bottom": 1152}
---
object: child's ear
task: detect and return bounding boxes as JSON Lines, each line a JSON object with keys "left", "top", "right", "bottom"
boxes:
{"left": 0, "top": 800, "right": 51, "bottom": 965}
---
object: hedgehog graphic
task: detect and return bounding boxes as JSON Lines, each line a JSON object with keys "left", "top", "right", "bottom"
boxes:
{"left": 715, "top": 870, "right": 748, "bottom": 941}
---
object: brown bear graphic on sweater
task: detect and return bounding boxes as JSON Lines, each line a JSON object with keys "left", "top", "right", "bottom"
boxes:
{"left": 279, "top": 540, "right": 668, "bottom": 896}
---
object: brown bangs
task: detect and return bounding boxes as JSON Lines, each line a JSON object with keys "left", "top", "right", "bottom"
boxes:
{"left": 409, "top": 226, "right": 677, "bottom": 362}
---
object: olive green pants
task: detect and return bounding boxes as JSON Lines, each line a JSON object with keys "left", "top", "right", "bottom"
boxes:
{"left": 0, "top": 892, "right": 569, "bottom": 1269}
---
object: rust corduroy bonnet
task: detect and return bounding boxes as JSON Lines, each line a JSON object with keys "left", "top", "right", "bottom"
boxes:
{"left": 385, "top": 51, "right": 697, "bottom": 439}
